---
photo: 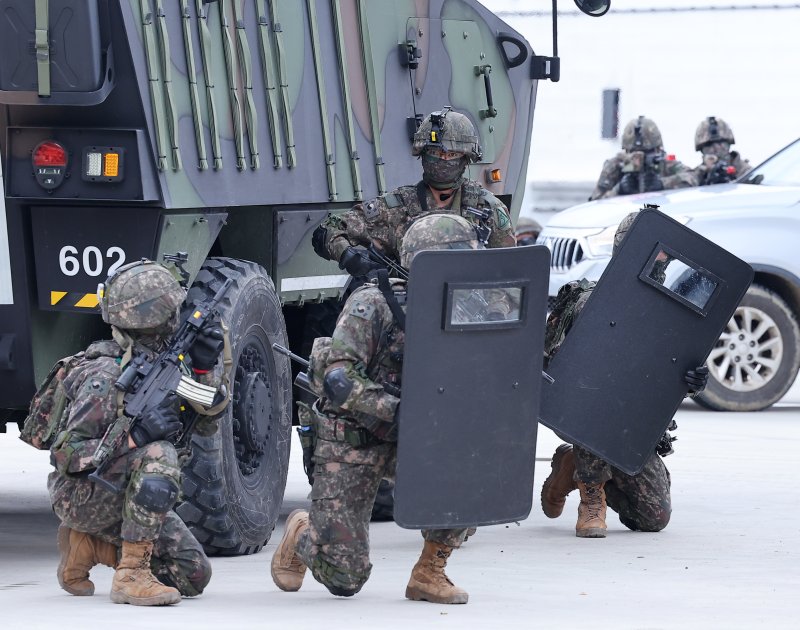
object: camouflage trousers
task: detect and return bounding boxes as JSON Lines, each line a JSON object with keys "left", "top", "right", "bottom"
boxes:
{"left": 574, "top": 446, "right": 671, "bottom": 532}
{"left": 48, "top": 440, "right": 211, "bottom": 596}
{"left": 296, "top": 417, "right": 466, "bottom": 596}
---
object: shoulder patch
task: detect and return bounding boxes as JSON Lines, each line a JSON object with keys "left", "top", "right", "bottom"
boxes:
{"left": 383, "top": 192, "right": 402, "bottom": 209}
{"left": 348, "top": 301, "right": 376, "bottom": 321}
{"left": 495, "top": 206, "right": 511, "bottom": 229}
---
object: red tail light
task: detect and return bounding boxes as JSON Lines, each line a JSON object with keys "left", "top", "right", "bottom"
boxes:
{"left": 32, "top": 141, "right": 67, "bottom": 167}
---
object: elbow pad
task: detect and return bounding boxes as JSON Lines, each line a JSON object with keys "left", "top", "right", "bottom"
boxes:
{"left": 323, "top": 367, "right": 354, "bottom": 406}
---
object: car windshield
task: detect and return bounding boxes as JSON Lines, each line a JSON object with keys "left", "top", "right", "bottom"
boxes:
{"left": 741, "top": 138, "right": 800, "bottom": 186}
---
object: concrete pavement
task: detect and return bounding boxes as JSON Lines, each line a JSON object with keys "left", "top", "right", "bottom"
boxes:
{"left": 1, "top": 390, "right": 799, "bottom": 629}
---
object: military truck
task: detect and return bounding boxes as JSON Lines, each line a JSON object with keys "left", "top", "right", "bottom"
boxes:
{"left": 0, "top": 0, "right": 608, "bottom": 555}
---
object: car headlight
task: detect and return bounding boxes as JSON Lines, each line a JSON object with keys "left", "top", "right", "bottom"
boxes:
{"left": 584, "top": 225, "right": 617, "bottom": 257}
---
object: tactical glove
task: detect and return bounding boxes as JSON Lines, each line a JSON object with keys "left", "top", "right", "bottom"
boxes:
{"left": 643, "top": 171, "right": 664, "bottom": 192}
{"left": 618, "top": 173, "right": 639, "bottom": 196}
{"left": 189, "top": 324, "right": 225, "bottom": 372}
{"left": 130, "top": 394, "right": 182, "bottom": 447}
{"left": 684, "top": 365, "right": 709, "bottom": 395}
{"left": 338, "top": 246, "right": 382, "bottom": 278}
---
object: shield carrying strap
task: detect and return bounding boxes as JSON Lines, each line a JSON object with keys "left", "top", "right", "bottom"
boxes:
{"left": 415, "top": 181, "right": 429, "bottom": 215}
{"left": 375, "top": 269, "right": 405, "bottom": 331}
{"left": 34, "top": 0, "right": 51, "bottom": 97}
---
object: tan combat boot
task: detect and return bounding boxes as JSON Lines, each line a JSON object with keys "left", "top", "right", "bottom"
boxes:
{"left": 576, "top": 481, "right": 607, "bottom": 538}
{"left": 56, "top": 524, "right": 118, "bottom": 596}
{"left": 541, "top": 443, "right": 578, "bottom": 518}
{"left": 271, "top": 509, "right": 310, "bottom": 592}
{"left": 405, "top": 540, "right": 468, "bottom": 604}
{"left": 110, "top": 540, "right": 181, "bottom": 606}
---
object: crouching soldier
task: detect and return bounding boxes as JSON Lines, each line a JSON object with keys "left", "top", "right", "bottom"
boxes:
{"left": 44, "top": 261, "right": 227, "bottom": 605}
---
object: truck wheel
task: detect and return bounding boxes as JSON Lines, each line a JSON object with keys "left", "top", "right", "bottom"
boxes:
{"left": 694, "top": 284, "right": 800, "bottom": 412}
{"left": 176, "top": 258, "right": 292, "bottom": 555}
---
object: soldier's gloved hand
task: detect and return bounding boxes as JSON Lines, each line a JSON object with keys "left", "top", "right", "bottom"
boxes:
{"left": 130, "top": 394, "right": 182, "bottom": 447}
{"left": 189, "top": 324, "right": 225, "bottom": 372}
{"left": 618, "top": 173, "right": 639, "bottom": 196}
{"left": 644, "top": 171, "right": 664, "bottom": 192}
{"left": 684, "top": 365, "right": 709, "bottom": 395}
{"left": 338, "top": 247, "right": 382, "bottom": 277}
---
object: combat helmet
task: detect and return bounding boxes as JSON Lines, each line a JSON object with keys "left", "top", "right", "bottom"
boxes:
{"left": 694, "top": 116, "right": 735, "bottom": 151}
{"left": 621, "top": 116, "right": 663, "bottom": 152}
{"left": 612, "top": 212, "right": 639, "bottom": 256}
{"left": 412, "top": 109, "right": 482, "bottom": 163}
{"left": 515, "top": 216, "right": 542, "bottom": 246}
{"left": 400, "top": 213, "right": 482, "bottom": 268}
{"left": 99, "top": 260, "right": 185, "bottom": 329}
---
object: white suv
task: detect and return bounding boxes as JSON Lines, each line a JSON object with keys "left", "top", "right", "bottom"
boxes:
{"left": 536, "top": 139, "right": 800, "bottom": 411}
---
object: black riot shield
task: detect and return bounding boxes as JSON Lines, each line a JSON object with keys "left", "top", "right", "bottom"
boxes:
{"left": 394, "top": 245, "right": 550, "bottom": 529}
{"left": 539, "top": 208, "right": 753, "bottom": 475}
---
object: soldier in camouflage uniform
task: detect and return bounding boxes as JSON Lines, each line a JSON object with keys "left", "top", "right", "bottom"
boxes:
{"left": 514, "top": 215, "right": 543, "bottom": 247}
{"left": 46, "top": 261, "right": 226, "bottom": 605}
{"left": 589, "top": 117, "right": 697, "bottom": 201}
{"left": 311, "top": 108, "right": 515, "bottom": 280}
{"left": 692, "top": 116, "right": 752, "bottom": 186}
{"left": 272, "top": 214, "right": 480, "bottom": 605}
{"left": 539, "top": 213, "right": 709, "bottom": 538}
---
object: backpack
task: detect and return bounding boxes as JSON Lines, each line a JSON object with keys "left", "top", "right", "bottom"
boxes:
{"left": 20, "top": 340, "right": 121, "bottom": 450}
{"left": 19, "top": 352, "right": 86, "bottom": 450}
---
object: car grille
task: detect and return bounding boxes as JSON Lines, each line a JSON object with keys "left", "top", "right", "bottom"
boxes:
{"left": 537, "top": 236, "right": 584, "bottom": 272}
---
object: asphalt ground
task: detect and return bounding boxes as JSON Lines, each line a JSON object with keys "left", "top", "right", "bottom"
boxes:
{"left": 2, "top": 383, "right": 799, "bottom": 630}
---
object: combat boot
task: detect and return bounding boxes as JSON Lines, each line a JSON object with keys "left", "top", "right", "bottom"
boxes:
{"left": 271, "top": 509, "right": 310, "bottom": 592}
{"left": 576, "top": 481, "right": 607, "bottom": 538}
{"left": 110, "top": 540, "right": 181, "bottom": 606}
{"left": 56, "top": 524, "right": 118, "bottom": 596}
{"left": 541, "top": 443, "right": 578, "bottom": 518}
{"left": 405, "top": 540, "right": 468, "bottom": 605}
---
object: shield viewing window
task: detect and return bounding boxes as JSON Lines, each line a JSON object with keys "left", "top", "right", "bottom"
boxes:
{"left": 639, "top": 244, "right": 722, "bottom": 316}
{"left": 444, "top": 282, "right": 527, "bottom": 331}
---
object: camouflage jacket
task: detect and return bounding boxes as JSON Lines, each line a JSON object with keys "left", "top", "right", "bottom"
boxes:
{"left": 590, "top": 151, "right": 698, "bottom": 201}
{"left": 321, "top": 179, "right": 515, "bottom": 262}
{"left": 49, "top": 339, "right": 220, "bottom": 476}
{"left": 543, "top": 279, "right": 596, "bottom": 368}
{"left": 318, "top": 280, "right": 404, "bottom": 439}
{"left": 692, "top": 150, "right": 752, "bottom": 186}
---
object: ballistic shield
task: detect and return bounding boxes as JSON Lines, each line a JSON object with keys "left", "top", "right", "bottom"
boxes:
{"left": 394, "top": 245, "right": 550, "bottom": 528}
{"left": 539, "top": 208, "right": 753, "bottom": 474}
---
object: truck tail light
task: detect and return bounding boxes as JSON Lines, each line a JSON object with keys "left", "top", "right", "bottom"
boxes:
{"left": 32, "top": 141, "right": 67, "bottom": 167}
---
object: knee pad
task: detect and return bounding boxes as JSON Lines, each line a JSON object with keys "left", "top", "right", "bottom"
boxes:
{"left": 326, "top": 585, "right": 358, "bottom": 597}
{"left": 134, "top": 476, "right": 179, "bottom": 513}
{"left": 312, "top": 554, "right": 369, "bottom": 596}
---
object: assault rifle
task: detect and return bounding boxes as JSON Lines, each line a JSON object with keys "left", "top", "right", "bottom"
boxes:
{"left": 89, "top": 278, "right": 233, "bottom": 493}
{"left": 701, "top": 157, "right": 737, "bottom": 185}
{"left": 272, "top": 343, "right": 402, "bottom": 398}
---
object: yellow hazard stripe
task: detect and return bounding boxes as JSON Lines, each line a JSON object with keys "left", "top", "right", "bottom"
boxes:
{"left": 50, "top": 291, "right": 67, "bottom": 305}
{"left": 48, "top": 291, "right": 101, "bottom": 310}
{"left": 74, "top": 293, "right": 99, "bottom": 308}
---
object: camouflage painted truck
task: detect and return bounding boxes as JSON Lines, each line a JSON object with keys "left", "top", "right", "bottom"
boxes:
{"left": 0, "top": 0, "right": 608, "bottom": 555}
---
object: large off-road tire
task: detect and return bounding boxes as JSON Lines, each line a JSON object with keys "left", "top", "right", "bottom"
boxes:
{"left": 694, "top": 284, "right": 800, "bottom": 412}
{"left": 176, "top": 258, "right": 292, "bottom": 555}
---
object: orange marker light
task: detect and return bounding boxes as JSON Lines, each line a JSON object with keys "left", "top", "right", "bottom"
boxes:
{"left": 490, "top": 169, "right": 502, "bottom": 182}
{"left": 103, "top": 153, "right": 120, "bottom": 177}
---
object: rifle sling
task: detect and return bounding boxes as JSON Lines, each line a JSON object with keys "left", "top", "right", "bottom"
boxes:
{"left": 375, "top": 269, "right": 405, "bottom": 332}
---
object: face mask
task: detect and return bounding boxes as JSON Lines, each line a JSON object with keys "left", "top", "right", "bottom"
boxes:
{"left": 421, "top": 152, "right": 467, "bottom": 190}
{"left": 702, "top": 141, "right": 730, "bottom": 159}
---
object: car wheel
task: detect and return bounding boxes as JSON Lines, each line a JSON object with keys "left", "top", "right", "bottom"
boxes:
{"left": 694, "top": 284, "right": 800, "bottom": 412}
{"left": 176, "top": 257, "right": 292, "bottom": 555}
